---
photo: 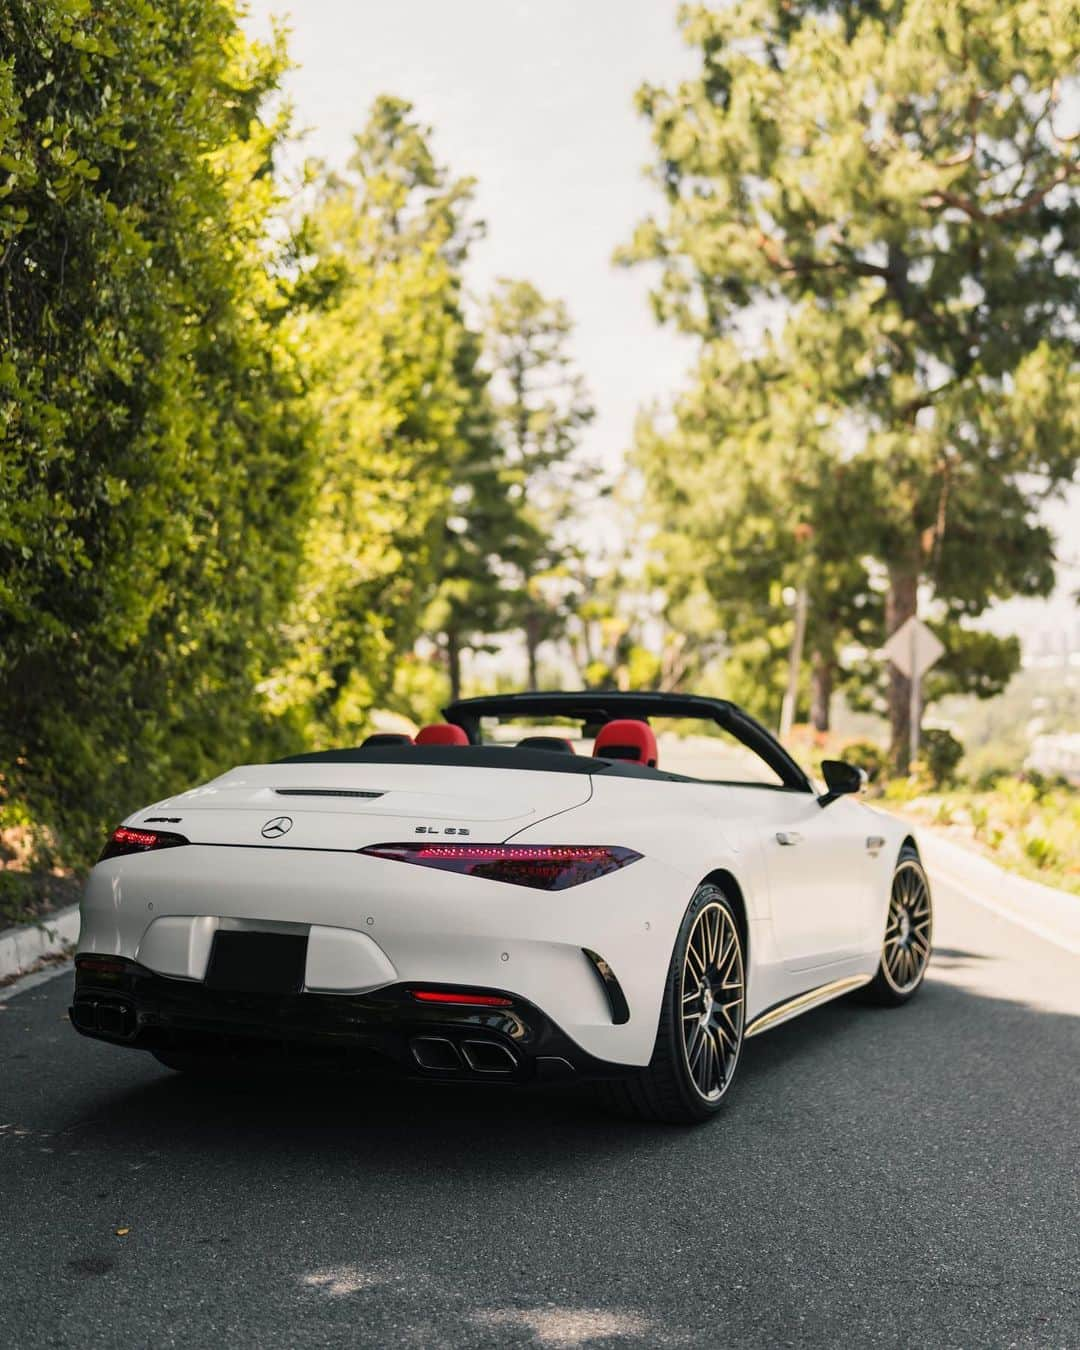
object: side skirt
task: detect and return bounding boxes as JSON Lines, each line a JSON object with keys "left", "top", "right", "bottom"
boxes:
{"left": 744, "top": 974, "right": 871, "bottom": 1038}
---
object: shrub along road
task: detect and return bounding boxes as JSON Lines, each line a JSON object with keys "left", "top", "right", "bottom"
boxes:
{"left": 0, "top": 872, "right": 1077, "bottom": 1349}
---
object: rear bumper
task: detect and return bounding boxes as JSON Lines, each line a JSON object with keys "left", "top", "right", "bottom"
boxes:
{"left": 77, "top": 843, "right": 685, "bottom": 1065}
{"left": 69, "top": 959, "right": 626, "bottom": 1084}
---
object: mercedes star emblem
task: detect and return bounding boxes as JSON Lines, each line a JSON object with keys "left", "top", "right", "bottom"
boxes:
{"left": 261, "top": 816, "right": 293, "bottom": 839}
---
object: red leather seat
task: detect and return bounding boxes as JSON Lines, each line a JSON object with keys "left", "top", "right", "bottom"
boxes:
{"left": 415, "top": 723, "right": 469, "bottom": 746}
{"left": 592, "top": 719, "right": 658, "bottom": 768}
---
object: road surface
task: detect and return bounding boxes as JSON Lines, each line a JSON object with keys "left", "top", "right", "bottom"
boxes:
{"left": 1, "top": 869, "right": 1077, "bottom": 1349}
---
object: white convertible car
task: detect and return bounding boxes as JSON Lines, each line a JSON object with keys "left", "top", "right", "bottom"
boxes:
{"left": 71, "top": 691, "right": 932, "bottom": 1123}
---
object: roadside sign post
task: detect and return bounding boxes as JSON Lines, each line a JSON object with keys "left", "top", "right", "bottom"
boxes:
{"left": 882, "top": 616, "right": 945, "bottom": 766}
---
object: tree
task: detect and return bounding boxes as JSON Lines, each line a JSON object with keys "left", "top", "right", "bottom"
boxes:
{"left": 485, "top": 279, "right": 595, "bottom": 688}
{"left": 268, "top": 97, "right": 495, "bottom": 735}
{"left": 633, "top": 337, "right": 882, "bottom": 731}
{"left": 423, "top": 321, "right": 541, "bottom": 701}
{"left": 0, "top": 0, "right": 316, "bottom": 858}
{"left": 625, "top": 0, "right": 1080, "bottom": 767}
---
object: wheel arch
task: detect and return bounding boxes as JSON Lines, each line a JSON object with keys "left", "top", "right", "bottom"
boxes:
{"left": 899, "top": 833, "right": 920, "bottom": 861}
{"left": 698, "top": 868, "right": 749, "bottom": 966}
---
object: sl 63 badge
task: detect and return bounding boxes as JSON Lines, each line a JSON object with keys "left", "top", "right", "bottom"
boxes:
{"left": 414, "top": 825, "right": 471, "bottom": 836}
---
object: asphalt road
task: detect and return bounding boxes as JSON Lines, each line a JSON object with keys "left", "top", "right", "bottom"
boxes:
{"left": 1, "top": 875, "right": 1077, "bottom": 1350}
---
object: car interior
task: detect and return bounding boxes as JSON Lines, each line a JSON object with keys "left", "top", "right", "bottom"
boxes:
{"left": 363, "top": 719, "right": 660, "bottom": 767}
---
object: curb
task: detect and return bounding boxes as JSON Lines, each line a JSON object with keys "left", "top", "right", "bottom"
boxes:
{"left": 0, "top": 903, "right": 81, "bottom": 984}
{"left": 886, "top": 814, "right": 1080, "bottom": 955}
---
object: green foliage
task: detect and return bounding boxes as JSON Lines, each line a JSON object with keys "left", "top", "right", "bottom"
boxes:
{"left": 895, "top": 774, "right": 1080, "bottom": 893}
{"left": 840, "top": 739, "right": 888, "bottom": 784}
{"left": 0, "top": 18, "right": 589, "bottom": 868}
{"left": 1022, "top": 833, "right": 1061, "bottom": 872}
{"left": 485, "top": 279, "right": 595, "bottom": 687}
{"left": 264, "top": 98, "right": 503, "bottom": 740}
{"left": 0, "top": 0, "right": 317, "bottom": 859}
{"left": 917, "top": 728, "right": 965, "bottom": 788}
{"left": 626, "top": 0, "right": 1080, "bottom": 763}
{"left": 632, "top": 339, "right": 882, "bottom": 726}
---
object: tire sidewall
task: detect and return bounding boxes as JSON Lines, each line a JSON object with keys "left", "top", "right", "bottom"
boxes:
{"left": 659, "top": 883, "right": 746, "bottom": 1119}
{"left": 870, "top": 846, "right": 932, "bottom": 1005}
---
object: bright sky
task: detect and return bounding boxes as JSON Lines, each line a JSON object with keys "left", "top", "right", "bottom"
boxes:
{"left": 244, "top": 0, "right": 695, "bottom": 481}
{"left": 243, "top": 0, "right": 1078, "bottom": 653}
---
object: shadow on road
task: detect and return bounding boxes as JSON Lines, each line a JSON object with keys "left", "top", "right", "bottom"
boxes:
{"left": 3, "top": 967, "right": 1078, "bottom": 1349}
{"left": 55, "top": 969, "right": 1078, "bottom": 1164}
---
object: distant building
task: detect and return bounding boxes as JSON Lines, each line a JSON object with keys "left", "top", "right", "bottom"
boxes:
{"left": 1026, "top": 733, "right": 1080, "bottom": 785}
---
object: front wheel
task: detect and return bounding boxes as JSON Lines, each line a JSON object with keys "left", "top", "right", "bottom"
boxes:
{"left": 862, "top": 846, "right": 933, "bottom": 1006}
{"left": 601, "top": 884, "right": 746, "bottom": 1125}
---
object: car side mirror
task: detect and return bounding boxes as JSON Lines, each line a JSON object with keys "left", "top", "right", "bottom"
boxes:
{"left": 818, "top": 759, "right": 866, "bottom": 808}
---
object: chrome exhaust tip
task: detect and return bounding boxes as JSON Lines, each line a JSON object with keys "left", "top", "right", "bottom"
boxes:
{"left": 460, "top": 1039, "right": 517, "bottom": 1074}
{"left": 410, "top": 1036, "right": 463, "bottom": 1071}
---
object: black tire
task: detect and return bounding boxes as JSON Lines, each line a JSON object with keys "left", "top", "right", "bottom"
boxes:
{"left": 861, "top": 844, "right": 933, "bottom": 1006}
{"left": 600, "top": 883, "right": 746, "bottom": 1125}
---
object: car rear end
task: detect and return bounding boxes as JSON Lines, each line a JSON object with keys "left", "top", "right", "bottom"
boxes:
{"left": 71, "top": 756, "right": 677, "bottom": 1083}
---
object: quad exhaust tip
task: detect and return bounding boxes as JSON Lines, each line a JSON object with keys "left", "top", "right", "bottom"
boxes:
{"left": 460, "top": 1039, "right": 517, "bottom": 1073}
{"left": 409, "top": 1035, "right": 517, "bottom": 1075}
{"left": 410, "top": 1036, "right": 462, "bottom": 1071}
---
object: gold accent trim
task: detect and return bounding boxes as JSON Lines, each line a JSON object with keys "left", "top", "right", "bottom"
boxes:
{"left": 744, "top": 974, "right": 871, "bottom": 1038}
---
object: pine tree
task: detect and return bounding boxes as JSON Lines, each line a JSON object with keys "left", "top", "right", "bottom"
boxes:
{"left": 625, "top": 0, "right": 1080, "bottom": 766}
{"left": 485, "top": 279, "right": 594, "bottom": 688}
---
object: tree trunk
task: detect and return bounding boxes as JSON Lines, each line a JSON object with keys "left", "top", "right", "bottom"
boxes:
{"left": 809, "top": 650, "right": 833, "bottom": 733}
{"left": 885, "top": 566, "right": 918, "bottom": 774}
{"left": 446, "top": 629, "right": 462, "bottom": 702}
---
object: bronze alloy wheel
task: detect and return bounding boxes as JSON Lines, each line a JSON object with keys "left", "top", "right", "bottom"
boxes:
{"left": 880, "top": 856, "right": 933, "bottom": 996}
{"left": 678, "top": 899, "right": 745, "bottom": 1101}
{"left": 600, "top": 884, "right": 746, "bottom": 1123}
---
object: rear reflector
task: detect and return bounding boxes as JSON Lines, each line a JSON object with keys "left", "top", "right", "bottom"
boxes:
{"left": 410, "top": 989, "right": 513, "bottom": 1008}
{"left": 75, "top": 955, "right": 131, "bottom": 975}
{"left": 359, "top": 843, "right": 641, "bottom": 891}
{"left": 100, "top": 825, "right": 189, "bottom": 862}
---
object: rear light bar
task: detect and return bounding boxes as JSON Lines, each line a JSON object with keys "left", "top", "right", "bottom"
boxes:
{"left": 75, "top": 955, "right": 132, "bottom": 975}
{"left": 100, "top": 825, "right": 189, "bottom": 862}
{"left": 359, "top": 843, "right": 641, "bottom": 891}
{"left": 410, "top": 989, "right": 513, "bottom": 1008}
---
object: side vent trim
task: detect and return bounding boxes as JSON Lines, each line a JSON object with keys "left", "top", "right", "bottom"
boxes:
{"left": 274, "top": 789, "right": 384, "bottom": 799}
{"left": 582, "top": 948, "right": 631, "bottom": 1025}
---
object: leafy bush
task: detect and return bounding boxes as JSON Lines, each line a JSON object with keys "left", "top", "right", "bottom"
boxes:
{"left": 918, "top": 728, "right": 964, "bottom": 788}
{"left": 892, "top": 777, "right": 1080, "bottom": 895}
{"left": 840, "top": 739, "right": 887, "bottom": 782}
{"left": 1022, "top": 834, "right": 1060, "bottom": 871}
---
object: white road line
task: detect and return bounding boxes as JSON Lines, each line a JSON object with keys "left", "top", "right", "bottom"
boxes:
{"left": 0, "top": 959, "right": 73, "bottom": 1003}
{"left": 930, "top": 867, "right": 1080, "bottom": 957}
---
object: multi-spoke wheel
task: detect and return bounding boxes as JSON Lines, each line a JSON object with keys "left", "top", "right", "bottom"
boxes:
{"left": 679, "top": 900, "right": 744, "bottom": 1102}
{"left": 600, "top": 883, "right": 746, "bottom": 1124}
{"left": 863, "top": 845, "right": 933, "bottom": 1005}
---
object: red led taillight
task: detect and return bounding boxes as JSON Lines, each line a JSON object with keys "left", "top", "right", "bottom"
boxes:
{"left": 410, "top": 989, "right": 513, "bottom": 1008}
{"left": 75, "top": 955, "right": 131, "bottom": 975}
{"left": 358, "top": 843, "right": 641, "bottom": 891}
{"left": 99, "top": 825, "right": 189, "bottom": 862}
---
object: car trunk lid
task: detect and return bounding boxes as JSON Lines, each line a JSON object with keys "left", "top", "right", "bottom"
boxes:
{"left": 128, "top": 761, "right": 593, "bottom": 851}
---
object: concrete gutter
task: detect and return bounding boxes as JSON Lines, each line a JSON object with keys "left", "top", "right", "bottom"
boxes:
{"left": 0, "top": 903, "right": 81, "bottom": 984}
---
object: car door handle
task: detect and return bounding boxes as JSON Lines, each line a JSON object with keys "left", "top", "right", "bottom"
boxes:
{"left": 775, "top": 831, "right": 804, "bottom": 846}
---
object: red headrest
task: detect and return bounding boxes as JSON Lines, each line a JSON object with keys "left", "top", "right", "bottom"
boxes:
{"left": 415, "top": 723, "right": 469, "bottom": 747}
{"left": 593, "top": 719, "right": 658, "bottom": 768}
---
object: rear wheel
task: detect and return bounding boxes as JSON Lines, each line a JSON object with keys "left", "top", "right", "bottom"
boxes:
{"left": 862, "top": 846, "right": 933, "bottom": 1005}
{"left": 601, "top": 884, "right": 745, "bottom": 1125}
